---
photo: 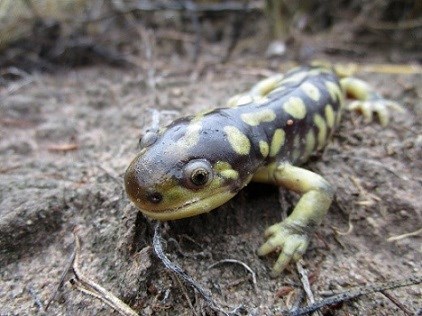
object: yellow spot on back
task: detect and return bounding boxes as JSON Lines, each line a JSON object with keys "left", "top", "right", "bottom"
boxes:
{"left": 192, "top": 109, "right": 214, "bottom": 122}
{"left": 240, "top": 109, "right": 276, "bottom": 126}
{"left": 255, "top": 96, "right": 270, "bottom": 106}
{"left": 267, "top": 86, "right": 286, "bottom": 97}
{"left": 291, "top": 135, "right": 303, "bottom": 163}
{"left": 250, "top": 74, "right": 284, "bottom": 96}
{"left": 292, "top": 149, "right": 301, "bottom": 162}
{"left": 283, "top": 97, "right": 307, "bottom": 119}
{"left": 293, "top": 134, "right": 300, "bottom": 148}
{"left": 269, "top": 129, "right": 286, "bottom": 157}
{"left": 301, "top": 82, "right": 321, "bottom": 101}
{"left": 191, "top": 114, "right": 203, "bottom": 123}
{"left": 227, "top": 94, "right": 254, "bottom": 107}
{"left": 304, "top": 130, "right": 316, "bottom": 158}
{"left": 282, "top": 71, "right": 307, "bottom": 84}
{"left": 325, "top": 104, "right": 335, "bottom": 128}
{"left": 259, "top": 140, "right": 269, "bottom": 158}
{"left": 224, "top": 126, "right": 251, "bottom": 155}
{"left": 313, "top": 114, "right": 327, "bottom": 149}
{"left": 178, "top": 122, "right": 202, "bottom": 148}
{"left": 325, "top": 81, "right": 341, "bottom": 102}
{"left": 309, "top": 68, "right": 332, "bottom": 76}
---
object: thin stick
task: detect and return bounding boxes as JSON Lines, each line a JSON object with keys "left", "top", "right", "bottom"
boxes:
{"left": 45, "top": 242, "right": 77, "bottom": 310}
{"left": 110, "top": 0, "right": 263, "bottom": 13}
{"left": 70, "top": 232, "right": 138, "bottom": 316}
{"left": 381, "top": 290, "right": 413, "bottom": 316}
{"left": 296, "top": 261, "right": 315, "bottom": 304}
{"left": 387, "top": 228, "right": 422, "bottom": 242}
{"left": 296, "top": 261, "right": 322, "bottom": 316}
{"left": 152, "top": 222, "right": 242, "bottom": 315}
{"left": 286, "top": 275, "right": 422, "bottom": 316}
{"left": 152, "top": 223, "right": 218, "bottom": 309}
{"left": 47, "top": 230, "right": 138, "bottom": 315}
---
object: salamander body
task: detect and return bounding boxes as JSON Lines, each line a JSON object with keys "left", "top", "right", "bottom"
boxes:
{"left": 124, "top": 66, "right": 399, "bottom": 276}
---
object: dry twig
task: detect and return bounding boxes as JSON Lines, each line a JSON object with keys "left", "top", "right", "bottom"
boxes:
{"left": 46, "top": 230, "right": 138, "bottom": 316}
{"left": 381, "top": 290, "right": 414, "bottom": 316}
{"left": 286, "top": 275, "right": 422, "bottom": 316}
{"left": 296, "top": 261, "right": 322, "bottom": 316}
{"left": 387, "top": 228, "right": 422, "bottom": 242}
{"left": 47, "top": 143, "right": 79, "bottom": 153}
{"left": 109, "top": 0, "right": 262, "bottom": 14}
{"left": 152, "top": 222, "right": 242, "bottom": 315}
{"left": 296, "top": 261, "right": 315, "bottom": 304}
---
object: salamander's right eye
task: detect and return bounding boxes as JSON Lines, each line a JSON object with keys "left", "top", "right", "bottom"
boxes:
{"left": 183, "top": 159, "right": 213, "bottom": 190}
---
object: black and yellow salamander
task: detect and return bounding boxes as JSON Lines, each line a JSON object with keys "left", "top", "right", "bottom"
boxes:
{"left": 124, "top": 66, "right": 401, "bottom": 277}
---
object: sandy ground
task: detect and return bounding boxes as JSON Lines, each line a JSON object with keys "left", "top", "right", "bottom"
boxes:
{"left": 0, "top": 53, "right": 421, "bottom": 315}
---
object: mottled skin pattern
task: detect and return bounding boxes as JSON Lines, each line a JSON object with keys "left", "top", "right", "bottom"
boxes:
{"left": 125, "top": 66, "right": 400, "bottom": 276}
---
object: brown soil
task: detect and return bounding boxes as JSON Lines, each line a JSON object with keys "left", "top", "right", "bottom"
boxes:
{"left": 1, "top": 33, "right": 421, "bottom": 316}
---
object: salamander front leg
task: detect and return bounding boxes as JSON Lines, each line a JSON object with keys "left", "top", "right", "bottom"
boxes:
{"left": 255, "top": 163, "right": 334, "bottom": 277}
{"left": 340, "top": 77, "right": 403, "bottom": 126}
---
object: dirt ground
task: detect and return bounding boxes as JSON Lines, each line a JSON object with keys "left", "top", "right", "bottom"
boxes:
{"left": 1, "top": 31, "right": 421, "bottom": 315}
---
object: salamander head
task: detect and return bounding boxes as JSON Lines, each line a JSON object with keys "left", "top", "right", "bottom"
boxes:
{"left": 124, "top": 124, "right": 245, "bottom": 220}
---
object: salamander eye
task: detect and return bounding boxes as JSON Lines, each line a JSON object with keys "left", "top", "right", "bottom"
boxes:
{"left": 139, "top": 128, "right": 158, "bottom": 149}
{"left": 183, "top": 159, "right": 213, "bottom": 189}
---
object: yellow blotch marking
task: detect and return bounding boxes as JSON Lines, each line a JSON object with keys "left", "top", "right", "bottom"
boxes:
{"left": 191, "top": 114, "right": 204, "bottom": 123}
{"left": 304, "top": 129, "right": 316, "bottom": 158}
{"left": 325, "top": 104, "right": 335, "bottom": 128}
{"left": 269, "top": 129, "right": 286, "bottom": 157}
{"left": 224, "top": 126, "right": 251, "bottom": 155}
{"left": 309, "top": 68, "right": 332, "bottom": 76}
{"left": 259, "top": 140, "right": 269, "bottom": 158}
{"left": 301, "top": 82, "right": 321, "bottom": 101}
{"left": 313, "top": 114, "right": 327, "bottom": 149}
{"left": 255, "top": 96, "right": 270, "bottom": 106}
{"left": 192, "top": 109, "right": 215, "bottom": 122}
{"left": 291, "top": 135, "right": 302, "bottom": 163}
{"left": 325, "top": 81, "right": 342, "bottom": 102}
{"left": 292, "top": 149, "right": 301, "bottom": 162}
{"left": 267, "top": 86, "right": 286, "bottom": 97}
{"left": 214, "top": 161, "right": 239, "bottom": 180}
{"left": 283, "top": 97, "right": 307, "bottom": 119}
{"left": 220, "top": 169, "right": 239, "bottom": 180}
{"left": 292, "top": 135, "right": 305, "bottom": 162}
{"left": 178, "top": 122, "right": 202, "bottom": 148}
{"left": 293, "top": 134, "right": 300, "bottom": 148}
{"left": 250, "top": 74, "right": 284, "bottom": 96}
{"left": 282, "top": 71, "right": 307, "bottom": 84}
{"left": 240, "top": 109, "right": 276, "bottom": 126}
{"left": 227, "top": 94, "right": 253, "bottom": 107}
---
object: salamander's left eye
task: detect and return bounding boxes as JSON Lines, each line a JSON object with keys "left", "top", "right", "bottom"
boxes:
{"left": 183, "top": 159, "right": 213, "bottom": 189}
{"left": 139, "top": 128, "right": 159, "bottom": 149}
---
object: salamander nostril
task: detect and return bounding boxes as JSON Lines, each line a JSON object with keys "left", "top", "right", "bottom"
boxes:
{"left": 147, "top": 192, "right": 163, "bottom": 204}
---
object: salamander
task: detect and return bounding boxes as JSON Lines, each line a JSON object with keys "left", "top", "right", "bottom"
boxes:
{"left": 124, "top": 65, "right": 401, "bottom": 276}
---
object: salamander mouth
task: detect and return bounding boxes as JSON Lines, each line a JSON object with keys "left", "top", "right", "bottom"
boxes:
{"left": 155, "top": 197, "right": 200, "bottom": 213}
{"left": 135, "top": 189, "right": 237, "bottom": 221}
